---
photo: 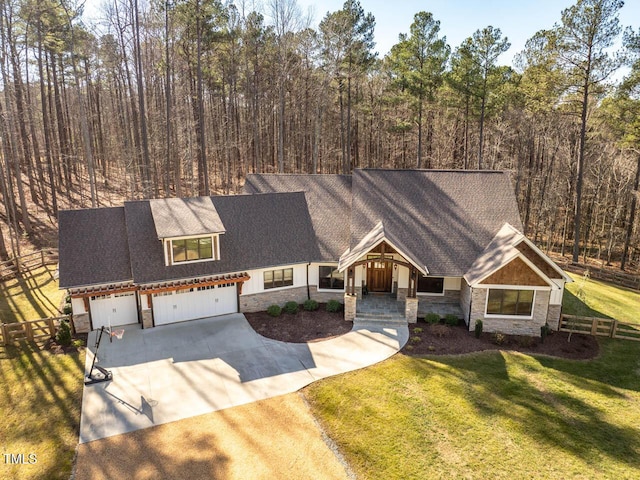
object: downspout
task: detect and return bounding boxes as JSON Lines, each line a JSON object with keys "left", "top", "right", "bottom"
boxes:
{"left": 306, "top": 263, "right": 311, "bottom": 300}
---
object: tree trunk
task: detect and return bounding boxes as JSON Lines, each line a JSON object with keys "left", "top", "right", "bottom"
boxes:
{"left": 621, "top": 153, "right": 640, "bottom": 270}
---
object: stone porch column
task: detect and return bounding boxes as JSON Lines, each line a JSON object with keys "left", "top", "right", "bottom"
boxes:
{"left": 344, "top": 294, "right": 357, "bottom": 322}
{"left": 405, "top": 297, "right": 418, "bottom": 323}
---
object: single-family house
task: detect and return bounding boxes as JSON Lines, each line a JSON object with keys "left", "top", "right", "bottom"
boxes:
{"left": 58, "top": 169, "right": 571, "bottom": 336}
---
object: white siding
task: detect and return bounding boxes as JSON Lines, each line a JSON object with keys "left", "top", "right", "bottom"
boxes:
{"left": 444, "top": 277, "right": 462, "bottom": 291}
{"left": 550, "top": 279, "right": 565, "bottom": 305}
{"left": 241, "top": 264, "right": 307, "bottom": 296}
{"left": 71, "top": 297, "right": 86, "bottom": 314}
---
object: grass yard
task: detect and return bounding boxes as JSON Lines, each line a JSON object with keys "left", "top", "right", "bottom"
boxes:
{"left": 304, "top": 339, "right": 640, "bottom": 479}
{"left": 0, "top": 344, "right": 84, "bottom": 480}
{"left": 563, "top": 272, "right": 640, "bottom": 324}
{"left": 0, "top": 265, "right": 64, "bottom": 323}
{"left": 0, "top": 266, "right": 84, "bottom": 480}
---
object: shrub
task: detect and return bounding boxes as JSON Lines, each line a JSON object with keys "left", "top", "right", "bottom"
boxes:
{"left": 266, "top": 304, "right": 282, "bottom": 317}
{"left": 413, "top": 327, "right": 423, "bottom": 334}
{"left": 427, "top": 345, "right": 436, "bottom": 352}
{"left": 540, "top": 323, "right": 550, "bottom": 343}
{"left": 303, "top": 299, "right": 319, "bottom": 311}
{"left": 492, "top": 332, "right": 507, "bottom": 346}
{"left": 72, "top": 339, "right": 85, "bottom": 348}
{"left": 62, "top": 304, "right": 72, "bottom": 315}
{"left": 445, "top": 314, "right": 459, "bottom": 326}
{"left": 284, "top": 301, "right": 299, "bottom": 314}
{"left": 410, "top": 336, "right": 421, "bottom": 344}
{"left": 430, "top": 324, "right": 450, "bottom": 338}
{"left": 474, "top": 319, "right": 483, "bottom": 338}
{"left": 425, "top": 312, "right": 440, "bottom": 324}
{"left": 65, "top": 294, "right": 71, "bottom": 303}
{"left": 326, "top": 300, "right": 342, "bottom": 313}
{"left": 56, "top": 320, "right": 72, "bottom": 347}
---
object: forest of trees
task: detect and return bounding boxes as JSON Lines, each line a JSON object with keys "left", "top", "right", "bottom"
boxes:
{"left": 0, "top": 0, "right": 639, "bottom": 272}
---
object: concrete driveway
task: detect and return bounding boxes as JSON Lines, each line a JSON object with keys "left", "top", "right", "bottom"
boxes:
{"left": 80, "top": 313, "right": 408, "bottom": 443}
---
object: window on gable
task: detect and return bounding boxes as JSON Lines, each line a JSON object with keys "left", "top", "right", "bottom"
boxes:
{"left": 319, "top": 266, "right": 344, "bottom": 290}
{"left": 417, "top": 276, "right": 444, "bottom": 294}
{"left": 486, "top": 289, "right": 534, "bottom": 316}
{"left": 171, "top": 236, "right": 216, "bottom": 263}
{"left": 264, "top": 268, "right": 294, "bottom": 289}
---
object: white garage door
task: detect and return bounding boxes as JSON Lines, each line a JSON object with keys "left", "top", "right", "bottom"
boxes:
{"left": 89, "top": 292, "right": 138, "bottom": 330}
{"left": 152, "top": 283, "right": 237, "bottom": 326}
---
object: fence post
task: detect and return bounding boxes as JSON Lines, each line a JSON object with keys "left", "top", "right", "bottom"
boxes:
{"left": 610, "top": 319, "right": 618, "bottom": 339}
{"left": 590, "top": 318, "right": 598, "bottom": 336}
{"left": 47, "top": 317, "right": 56, "bottom": 339}
{"left": 25, "top": 322, "right": 33, "bottom": 341}
{"left": 0, "top": 323, "right": 6, "bottom": 346}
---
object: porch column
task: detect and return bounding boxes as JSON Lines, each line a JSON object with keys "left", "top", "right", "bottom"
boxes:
{"left": 344, "top": 266, "right": 357, "bottom": 321}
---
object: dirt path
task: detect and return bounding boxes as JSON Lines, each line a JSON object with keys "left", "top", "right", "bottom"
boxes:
{"left": 74, "top": 393, "right": 350, "bottom": 480}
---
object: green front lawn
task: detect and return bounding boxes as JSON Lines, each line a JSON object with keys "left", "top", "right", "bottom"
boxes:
{"left": 0, "top": 265, "right": 64, "bottom": 323}
{"left": 305, "top": 340, "right": 640, "bottom": 479}
{"left": 563, "top": 272, "right": 640, "bottom": 324}
{"left": 0, "top": 344, "right": 84, "bottom": 480}
{"left": 0, "top": 267, "right": 84, "bottom": 480}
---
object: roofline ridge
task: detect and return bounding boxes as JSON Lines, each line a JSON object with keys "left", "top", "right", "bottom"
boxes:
{"left": 357, "top": 168, "right": 508, "bottom": 174}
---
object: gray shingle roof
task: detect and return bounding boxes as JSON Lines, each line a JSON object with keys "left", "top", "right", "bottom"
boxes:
{"left": 349, "top": 169, "right": 523, "bottom": 276}
{"left": 125, "top": 192, "right": 320, "bottom": 284}
{"left": 58, "top": 207, "right": 133, "bottom": 288}
{"left": 243, "top": 174, "right": 352, "bottom": 261}
{"left": 149, "top": 196, "right": 225, "bottom": 238}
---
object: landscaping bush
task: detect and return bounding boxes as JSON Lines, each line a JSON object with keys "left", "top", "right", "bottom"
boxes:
{"left": 303, "top": 299, "right": 319, "bottom": 311}
{"left": 326, "top": 300, "right": 342, "bottom": 313}
{"left": 410, "top": 336, "right": 422, "bottom": 344}
{"left": 492, "top": 332, "right": 506, "bottom": 346}
{"left": 284, "top": 301, "right": 299, "bottom": 314}
{"left": 444, "top": 314, "right": 459, "bottom": 326}
{"left": 425, "top": 312, "right": 440, "bottom": 324}
{"left": 62, "top": 304, "right": 72, "bottom": 315}
{"left": 474, "top": 319, "right": 483, "bottom": 338}
{"left": 540, "top": 323, "right": 550, "bottom": 343}
{"left": 430, "top": 324, "right": 450, "bottom": 338}
{"left": 56, "top": 320, "right": 72, "bottom": 347}
{"left": 266, "top": 304, "right": 282, "bottom": 317}
{"left": 413, "top": 327, "right": 423, "bottom": 334}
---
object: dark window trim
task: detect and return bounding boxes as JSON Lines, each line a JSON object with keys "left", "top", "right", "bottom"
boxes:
{"left": 318, "top": 266, "right": 345, "bottom": 290}
{"left": 417, "top": 276, "right": 445, "bottom": 295}
{"left": 486, "top": 288, "right": 535, "bottom": 317}
{"left": 170, "top": 235, "right": 217, "bottom": 264}
{"left": 263, "top": 268, "right": 294, "bottom": 290}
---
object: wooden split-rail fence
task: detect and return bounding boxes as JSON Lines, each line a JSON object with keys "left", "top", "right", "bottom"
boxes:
{"left": 0, "top": 248, "right": 59, "bottom": 282}
{"left": 0, "top": 316, "right": 68, "bottom": 346}
{"left": 559, "top": 314, "right": 640, "bottom": 342}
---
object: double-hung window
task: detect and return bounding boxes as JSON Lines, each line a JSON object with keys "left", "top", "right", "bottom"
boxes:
{"left": 264, "top": 268, "right": 294, "bottom": 289}
{"left": 486, "top": 289, "right": 534, "bottom": 316}
{"left": 170, "top": 236, "right": 216, "bottom": 263}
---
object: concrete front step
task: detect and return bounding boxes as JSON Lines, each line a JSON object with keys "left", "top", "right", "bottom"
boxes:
{"left": 354, "top": 315, "right": 407, "bottom": 326}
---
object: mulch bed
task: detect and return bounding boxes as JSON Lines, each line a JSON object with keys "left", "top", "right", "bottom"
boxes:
{"left": 245, "top": 307, "right": 598, "bottom": 360}
{"left": 403, "top": 322, "right": 599, "bottom": 359}
{"left": 245, "top": 306, "right": 352, "bottom": 343}
{"left": 44, "top": 333, "right": 88, "bottom": 355}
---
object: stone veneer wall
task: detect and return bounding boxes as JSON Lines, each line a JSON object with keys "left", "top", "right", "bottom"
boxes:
{"left": 141, "top": 310, "right": 153, "bottom": 329}
{"left": 240, "top": 286, "right": 309, "bottom": 313}
{"left": 71, "top": 313, "right": 90, "bottom": 334}
{"left": 405, "top": 297, "right": 418, "bottom": 323}
{"left": 468, "top": 288, "right": 551, "bottom": 336}
{"left": 344, "top": 294, "right": 356, "bottom": 321}
{"left": 546, "top": 304, "right": 562, "bottom": 331}
{"left": 397, "top": 288, "right": 408, "bottom": 301}
{"left": 460, "top": 282, "right": 471, "bottom": 325}
{"left": 309, "top": 286, "right": 345, "bottom": 303}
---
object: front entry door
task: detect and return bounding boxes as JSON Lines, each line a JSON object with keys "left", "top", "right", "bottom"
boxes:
{"left": 367, "top": 259, "right": 392, "bottom": 293}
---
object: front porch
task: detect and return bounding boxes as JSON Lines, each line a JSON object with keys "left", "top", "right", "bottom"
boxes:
{"left": 354, "top": 293, "right": 463, "bottom": 323}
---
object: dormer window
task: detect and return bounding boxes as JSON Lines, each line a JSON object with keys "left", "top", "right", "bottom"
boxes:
{"left": 166, "top": 235, "right": 219, "bottom": 265}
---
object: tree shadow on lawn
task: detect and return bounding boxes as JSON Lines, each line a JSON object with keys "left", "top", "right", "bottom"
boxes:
{"left": 0, "top": 266, "right": 61, "bottom": 323}
{"left": 424, "top": 347, "right": 640, "bottom": 471}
